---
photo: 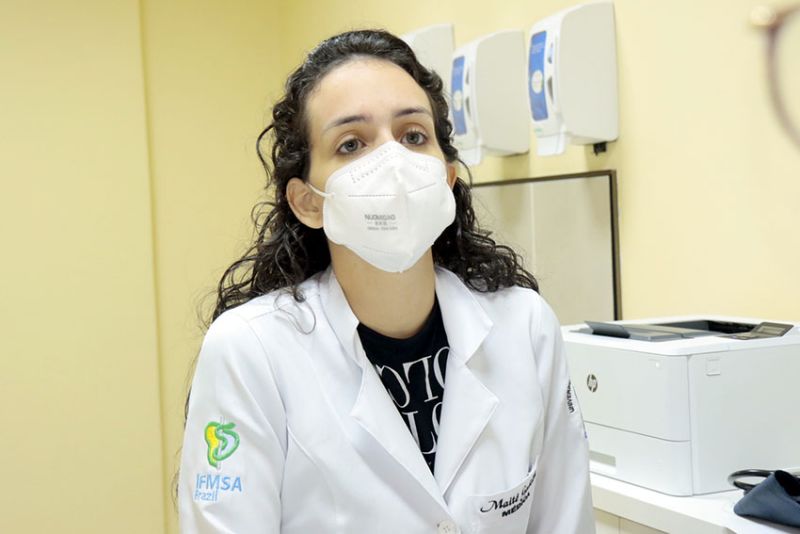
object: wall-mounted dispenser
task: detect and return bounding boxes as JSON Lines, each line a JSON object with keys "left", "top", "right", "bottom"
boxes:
{"left": 451, "top": 30, "right": 529, "bottom": 166}
{"left": 401, "top": 24, "right": 455, "bottom": 97}
{"left": 529, "top": 1, "right": 618, "bottom": 156}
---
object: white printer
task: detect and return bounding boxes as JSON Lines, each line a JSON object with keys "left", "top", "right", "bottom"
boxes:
{"left": 562, "top": 316, "right": 800, "bottom": 496}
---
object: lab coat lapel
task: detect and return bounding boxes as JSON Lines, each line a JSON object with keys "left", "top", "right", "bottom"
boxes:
{"left": 320, "top": 268, "right": 449, "bottom": 511}
{"left": 350, "top": 357, "right": 449, "bottom": 510}
{"left": 433, "top": 268, "right": 499, "bottom": 494}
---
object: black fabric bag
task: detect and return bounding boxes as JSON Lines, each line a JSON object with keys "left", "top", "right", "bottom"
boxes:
{"left": 731, "top": 470, "right": 800, "bottom": 528}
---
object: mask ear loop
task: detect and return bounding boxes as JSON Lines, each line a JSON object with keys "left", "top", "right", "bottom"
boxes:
{"left": 307, "top": 182, "right": 335, "bottom": 198}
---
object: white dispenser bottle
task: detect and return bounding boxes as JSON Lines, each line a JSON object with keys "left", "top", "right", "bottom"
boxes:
{"left": 451, "top": 30, "right": 529, "bottom": 166}
{"left": 401, "top": 24, "right": 455, "bottom": 97}
{"left": 529, "top": 1, "right": 619, "bottom": 156}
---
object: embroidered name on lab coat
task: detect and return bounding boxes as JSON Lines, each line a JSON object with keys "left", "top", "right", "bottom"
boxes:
{"left": 478, "top": 471, "right": 535, "bottom": 519}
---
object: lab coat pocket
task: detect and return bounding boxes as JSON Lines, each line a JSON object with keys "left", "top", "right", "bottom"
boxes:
{"left": 468, "top": 460, "right": 537, "bottom": 534}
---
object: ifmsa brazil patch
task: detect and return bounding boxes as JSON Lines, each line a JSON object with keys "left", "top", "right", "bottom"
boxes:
{"left": 194, "top": 419, "right": 243, "bottom": 503}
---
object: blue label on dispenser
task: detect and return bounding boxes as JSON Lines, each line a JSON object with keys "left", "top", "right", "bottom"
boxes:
{"left": 529, "top": 31, "right": 548, "bottom": 121}
{"left": 451, "top": 55, "right": 467, "bottom": 135}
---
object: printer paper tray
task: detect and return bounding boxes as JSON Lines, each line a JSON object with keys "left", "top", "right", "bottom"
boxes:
{"left": 586, "top": 421, "right": 693, "bottom": 496}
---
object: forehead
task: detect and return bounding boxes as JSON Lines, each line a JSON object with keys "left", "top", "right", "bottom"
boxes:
{"left": 305, "top": 58, "right": 432, "bottom": 135}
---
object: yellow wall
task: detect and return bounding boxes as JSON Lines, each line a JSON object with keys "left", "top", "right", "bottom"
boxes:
{"left": 138, "top": 1, "right": 285, "bottom": 532}
{"left": 1, "top": 1, "right": 164, "bottom": 532}
{"left": 2, "top": 1, "right": 283, "bottom": 532}
{"left": 4, "top": 1, "right": 799, "bottom": 533}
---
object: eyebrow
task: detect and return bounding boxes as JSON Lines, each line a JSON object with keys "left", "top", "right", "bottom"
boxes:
{"left": 322, "top": 107, "right": 433, "bottom": 134}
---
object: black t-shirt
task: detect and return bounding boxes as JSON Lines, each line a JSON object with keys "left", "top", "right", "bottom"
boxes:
{"left": 357, "top": 299, "right": 449, "bottom": 473}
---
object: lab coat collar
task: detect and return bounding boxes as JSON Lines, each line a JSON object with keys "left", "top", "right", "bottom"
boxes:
{"left": 318, "top": 267, "right": 361, "bottom": 364}
{"left": 318, "top": 266, "right": 498, "bottom": 506}
{"left": 432, "top": 267, "right": 494, "bottom": 365}
{"left": 318, "top": 266, "right": 494, "bottom": 367}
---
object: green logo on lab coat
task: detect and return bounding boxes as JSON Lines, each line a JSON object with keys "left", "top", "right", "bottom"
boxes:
{"left": 204, "top": 421, "right": 240, "bottom": 468}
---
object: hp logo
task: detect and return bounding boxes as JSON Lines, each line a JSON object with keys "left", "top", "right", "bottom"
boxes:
{"left": 586, "top": 374, "right": 598, "bottom": 392}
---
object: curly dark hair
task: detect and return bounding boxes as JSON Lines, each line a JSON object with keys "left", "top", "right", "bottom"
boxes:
{"left": 211, "top": 28, "right": 537, "bottom": 324}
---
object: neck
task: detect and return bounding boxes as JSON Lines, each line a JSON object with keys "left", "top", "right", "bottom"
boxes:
{"left": 330, "top": 243, "right": 436, "bottom": 339}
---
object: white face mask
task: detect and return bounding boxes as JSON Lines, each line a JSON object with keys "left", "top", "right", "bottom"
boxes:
{"left": 308, "top": 141, "right": 456, "bottom": 273}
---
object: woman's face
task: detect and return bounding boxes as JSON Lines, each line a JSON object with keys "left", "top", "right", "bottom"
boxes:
{"left": 285, "top": 57, "right": 457, "bottom": 232}
{"left": 303, "top": 57, "right": 456, "bottom": 191}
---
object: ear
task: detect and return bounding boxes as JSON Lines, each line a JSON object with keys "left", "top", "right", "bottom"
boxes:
{"left": 286, "top": 177, "right": 324, "bottom": 229}
{"left": 446, "top": 162, "right": 458, "bottom": 189}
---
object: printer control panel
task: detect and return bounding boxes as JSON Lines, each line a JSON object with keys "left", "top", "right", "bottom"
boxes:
{"left": 725, "top": 322, "right": 793, "bottom": 340}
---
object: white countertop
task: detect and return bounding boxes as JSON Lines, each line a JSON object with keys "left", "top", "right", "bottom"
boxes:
{"left": 591, "top": 473, "right": 800, "bottom": 534}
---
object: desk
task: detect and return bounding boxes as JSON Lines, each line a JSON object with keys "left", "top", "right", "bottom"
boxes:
{"left": 591, "top": 473, "right": 800, "bottom": 534}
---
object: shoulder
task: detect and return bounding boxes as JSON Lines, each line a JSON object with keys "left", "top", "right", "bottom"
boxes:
{"left": 471, "top": 282, "right": 557, "bottom": 329}
{"left": 219, "top": 274, "right": 323, "bottom": 324}
{"left": 210, "top": 272, "right": 323, "bottom": 330}
{"left": 436, "top": 267, "right": 560, "bottom": 338}
{"left": 465, "top": 283, "right": 564, "bottom": 381}
{"left": 200, "top": 273, "right": 325, "bottom": 363}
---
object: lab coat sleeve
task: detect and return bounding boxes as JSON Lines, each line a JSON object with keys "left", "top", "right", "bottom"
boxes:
{"left": 178, "top": 311, "right": 286, "bottom": 534}
{"left": 527, "top": 298, "right": 595, "bottom": 534}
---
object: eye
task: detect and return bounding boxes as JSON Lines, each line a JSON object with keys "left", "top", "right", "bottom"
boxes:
{"left": 336, "top": 138, "right": 363, "bottom": 155}
{"left": 402, "top": 129, "right": 428, "bottom": 146}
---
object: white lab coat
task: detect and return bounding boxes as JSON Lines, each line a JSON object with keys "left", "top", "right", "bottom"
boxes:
{"left": 179, "top": 266, "right": 595, "bottom": 534}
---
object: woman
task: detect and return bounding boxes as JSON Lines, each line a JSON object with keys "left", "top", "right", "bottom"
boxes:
{"left": 179, "top": 29, "right": 594, "bottom": 534}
